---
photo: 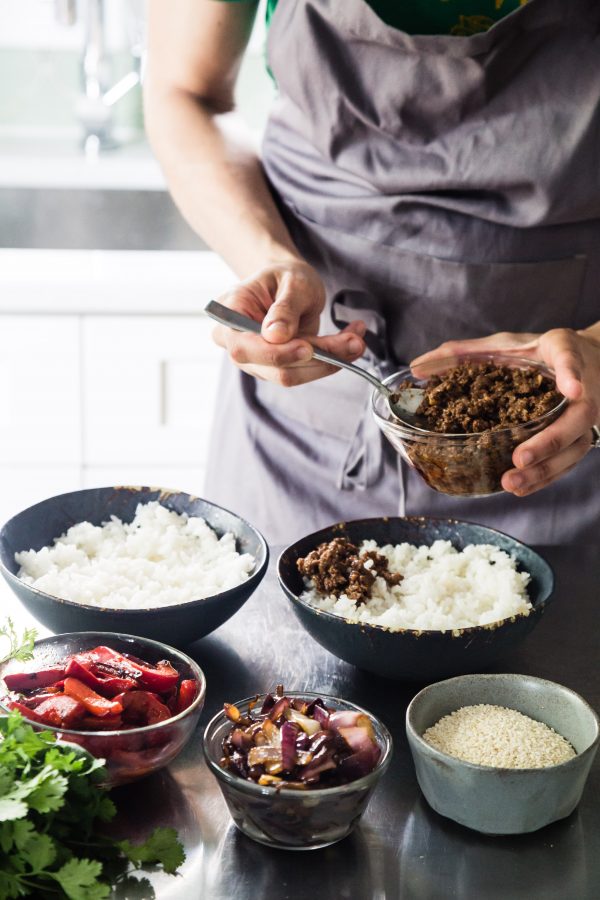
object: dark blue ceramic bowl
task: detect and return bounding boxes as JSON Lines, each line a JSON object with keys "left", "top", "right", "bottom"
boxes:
{"left": 0, "top": 486, "right": 269, "bottom": 647}
{"left": 278, "top": 517, "right": 554, "bottom": 681}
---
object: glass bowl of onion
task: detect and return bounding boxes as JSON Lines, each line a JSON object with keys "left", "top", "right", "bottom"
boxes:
{"left": 202, "top": 687, "right": 393, "bottom": 850}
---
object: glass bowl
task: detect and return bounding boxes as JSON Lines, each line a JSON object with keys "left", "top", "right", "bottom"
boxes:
{"left": 202, "top": 692, "right": 393, "bottom": 850}
{"left": 372, "top": 353, "right": 567, "bottom": 497}
{"left": 0, "top": 631, "right": 206, "bottom": 787}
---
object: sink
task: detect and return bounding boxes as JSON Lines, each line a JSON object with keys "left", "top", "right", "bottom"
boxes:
{"left": 0, "top": 187, "right": 206, "bottom": 251}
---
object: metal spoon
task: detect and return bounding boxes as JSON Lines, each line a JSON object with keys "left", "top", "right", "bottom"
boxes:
{"left": 204, "top": 300, "right": 424, "bottom": 425}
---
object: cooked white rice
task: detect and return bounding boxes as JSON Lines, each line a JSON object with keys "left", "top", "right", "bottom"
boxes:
{"left": 15, "top": 501, "right": 255, "bottom": 609}
{"left": 302, "top": 540, "right": 531, "bottom": 632}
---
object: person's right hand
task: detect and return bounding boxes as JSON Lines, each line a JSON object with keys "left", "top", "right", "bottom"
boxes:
{"left": 211, "top": 259, "right": 366, "bottom": 386}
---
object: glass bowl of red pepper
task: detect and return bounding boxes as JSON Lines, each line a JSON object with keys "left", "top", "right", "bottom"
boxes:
{"left": 0, "top": 631, "right": 205, "bottom": 786}
{"left": 203, "top": 688, "right": 393, "bottom": 850}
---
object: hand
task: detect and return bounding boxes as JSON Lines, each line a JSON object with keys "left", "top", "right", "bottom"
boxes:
{"left": 211, "top": 259, "right": 366, "bottom": 386}
{"left": 411, "top": 328, "right": 600, "bottom": 497}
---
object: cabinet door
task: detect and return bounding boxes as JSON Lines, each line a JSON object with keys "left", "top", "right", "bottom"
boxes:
{"left": 0, "top": 317, "right": 80, "bottom": 465}
{"left": 82, "top": 316, "right": 222, "bottom": 467}
{"left": 0, "top": 467, "right": 81, "bottom": 530}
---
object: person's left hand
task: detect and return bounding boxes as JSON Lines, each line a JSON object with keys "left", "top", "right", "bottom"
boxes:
{"left": 411, "top": 327, "right": 600, "bottom": 497}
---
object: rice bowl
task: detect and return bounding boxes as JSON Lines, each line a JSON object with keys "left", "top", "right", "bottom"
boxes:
{"left": 0, "top": 486, "right": 269, "bottom": 646}
{"left": 278, "top": 517, "right": 555, "bottom": 681}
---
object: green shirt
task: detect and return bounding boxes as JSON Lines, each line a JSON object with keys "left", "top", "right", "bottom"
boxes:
{"left": 224, "top": 0, "right": 527, "bottom": 36}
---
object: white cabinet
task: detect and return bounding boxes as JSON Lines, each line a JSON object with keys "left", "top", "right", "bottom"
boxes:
{"left": 82, "top": 316, "right": 222, "bottom": 467}
{"left": 0, "top": 467, "right": 80, "bottom": 530}
{"left": 0, "top": 251, "right": 229, "bottom": 522}
{"left": 0, "top": 316, "right": 80, "bottom": 464}
{"left": 0, "top": 316, "right": 81, "bottom": 525}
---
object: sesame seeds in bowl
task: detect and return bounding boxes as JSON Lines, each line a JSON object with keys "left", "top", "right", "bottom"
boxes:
{"left": 421, "top": 704, "right": 576, "bottom": 769}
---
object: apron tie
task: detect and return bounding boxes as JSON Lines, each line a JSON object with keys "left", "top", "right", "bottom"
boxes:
{"left": 337, "top": 347, "right": 395, "bottom": 491}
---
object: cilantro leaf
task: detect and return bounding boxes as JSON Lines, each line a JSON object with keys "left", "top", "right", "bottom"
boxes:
{"left": 0, "top": 823, "right": 16, "bottom": 854}
{"left": 20, "top": 832, "right": 57, "bottom": 873}
{"left": 118, "top": 827, "right": 185, "bottom": 875}
{"left": 8, "top": 821, "right": 35, "bottom": 852}
{"left": 0, "top": 869, "right": 27, "bottom": 899}
{"left": 95, "top": 793, "right": 117, "bottom": 823}
{"left": 112, "top": 874, "right": 156, "bottom": 898}
{"left": 0, "top": 794, "right": 28, "bottom": 823}
{"left": 14, "top": 765, "right": 68, "bottom": 814}
{"left": 0, "top": 769, "right": 13, "bottom": 796}
{"left": 0, "top": 619, "right": 37, "bottom": 666}
{"left": 53, "top": 858, "right": 109, "bottom": 900}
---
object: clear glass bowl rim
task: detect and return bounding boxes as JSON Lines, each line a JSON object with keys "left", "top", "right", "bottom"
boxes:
{"left": 0, "top": 630, "right": 206, "bottom": 738}
{"left": 371, "top": 353, "right": 568, "bottom": 439}
{"left": 203, "top": 691, "right": 393, "bottom": 798}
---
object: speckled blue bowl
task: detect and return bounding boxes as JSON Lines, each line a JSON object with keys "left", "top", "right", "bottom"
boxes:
{"left": 406, "top": 673, "right": 600, "bottom": 835}
{"left": 0, "top": 486, "right": 269, "bottom": 647}
{"left": 278, "top": 517, "right": 554, "bottom": 682}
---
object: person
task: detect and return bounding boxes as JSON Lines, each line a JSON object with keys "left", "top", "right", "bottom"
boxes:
{"left": 144, "top": 0, "right": 600, "bottom": 546}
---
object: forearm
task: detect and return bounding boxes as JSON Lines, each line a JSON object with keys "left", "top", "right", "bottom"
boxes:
{"left": 144, "top": 87, "right": 300, "bottom": 279}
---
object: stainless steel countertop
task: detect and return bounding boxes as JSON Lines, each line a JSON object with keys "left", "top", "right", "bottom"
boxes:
{"left": 111, "top": 543, "right": 600, "bottom": 900}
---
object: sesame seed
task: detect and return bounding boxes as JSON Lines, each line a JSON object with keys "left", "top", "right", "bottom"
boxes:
{"left": 422, "top": 704, "right": 576, "bottom": 768}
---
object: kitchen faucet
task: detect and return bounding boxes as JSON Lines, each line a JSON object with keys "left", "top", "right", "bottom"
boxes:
{"left": 55, "top": 0, "right": 144, "bottom": 153}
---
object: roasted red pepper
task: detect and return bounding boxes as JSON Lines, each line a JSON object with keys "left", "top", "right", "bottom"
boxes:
{"left": 17, "top": 686, "right": 65, "bottom": 709}
{"left": 113, "top": 691, "right": 172, "bottom": 727}
{"left": 3, "top": 664, "right": 66, "bottom": 693}
{"left": 19, "top": 694, "right": 87, "bottom": 729}
{"left": 65, "top": 657, "right": 138, "bottom": 697}
{"left": 175, "top": 679, "right": 197, "bottom": 715}
{"left": 123, "top": 656, "right": 179, "bottom": 692}
{"left": 6, "top": 700, "right": 45, "bottom": 724}
{"left": 71, "top": 646, "right": 178, "bottom": 692}
{"left": 69, "top": 647, "right": 142, "bottom": 680}
{"left": 63, "top": 677, "right": 124, "bottom": 717}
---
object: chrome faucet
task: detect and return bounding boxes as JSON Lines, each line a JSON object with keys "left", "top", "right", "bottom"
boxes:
{"left": 56, "top": 0, "right": 144, "bottom": 152}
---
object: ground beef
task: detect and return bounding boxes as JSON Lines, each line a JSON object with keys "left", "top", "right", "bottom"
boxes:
{"left": 297, "top": 537, "right": 402, "bottom": 605}
{"left": 388, "top": 362, "right": 564, "bottom": 496}
{"left": 397, "top": 362, "right": 562, "bottom": 435}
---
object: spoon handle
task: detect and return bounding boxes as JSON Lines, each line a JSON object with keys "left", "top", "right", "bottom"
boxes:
{"left": 204, "top": 300, "right": 391, "bottom": 397}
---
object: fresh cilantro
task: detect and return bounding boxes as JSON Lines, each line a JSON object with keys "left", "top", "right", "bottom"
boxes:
{"left": 0, "top": 710, "right": 186, "bottom": 899}
{"left": 118, "top": 827, "right": 186, "bottom": 875}
{"left": 53, "top": 859, "right": 108, "bottom": 900}
{"left": 112, "top": 874, "right": 156, "bottom": 899}
{"left": 0, "top": 619, "right": 36, "bottom": 667}
{"left": 0, "top": 869, "right": 24, "bottom": 900}
{"left": 0, "top": 793, "right": 28, "bottom": 823}
{"left": 18, "top": 831, "right": 57, "bottom": 872}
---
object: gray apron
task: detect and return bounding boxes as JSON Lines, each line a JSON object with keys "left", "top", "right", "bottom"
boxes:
{"left": 205, "top": 0, "right": 600, "bottom": 546}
